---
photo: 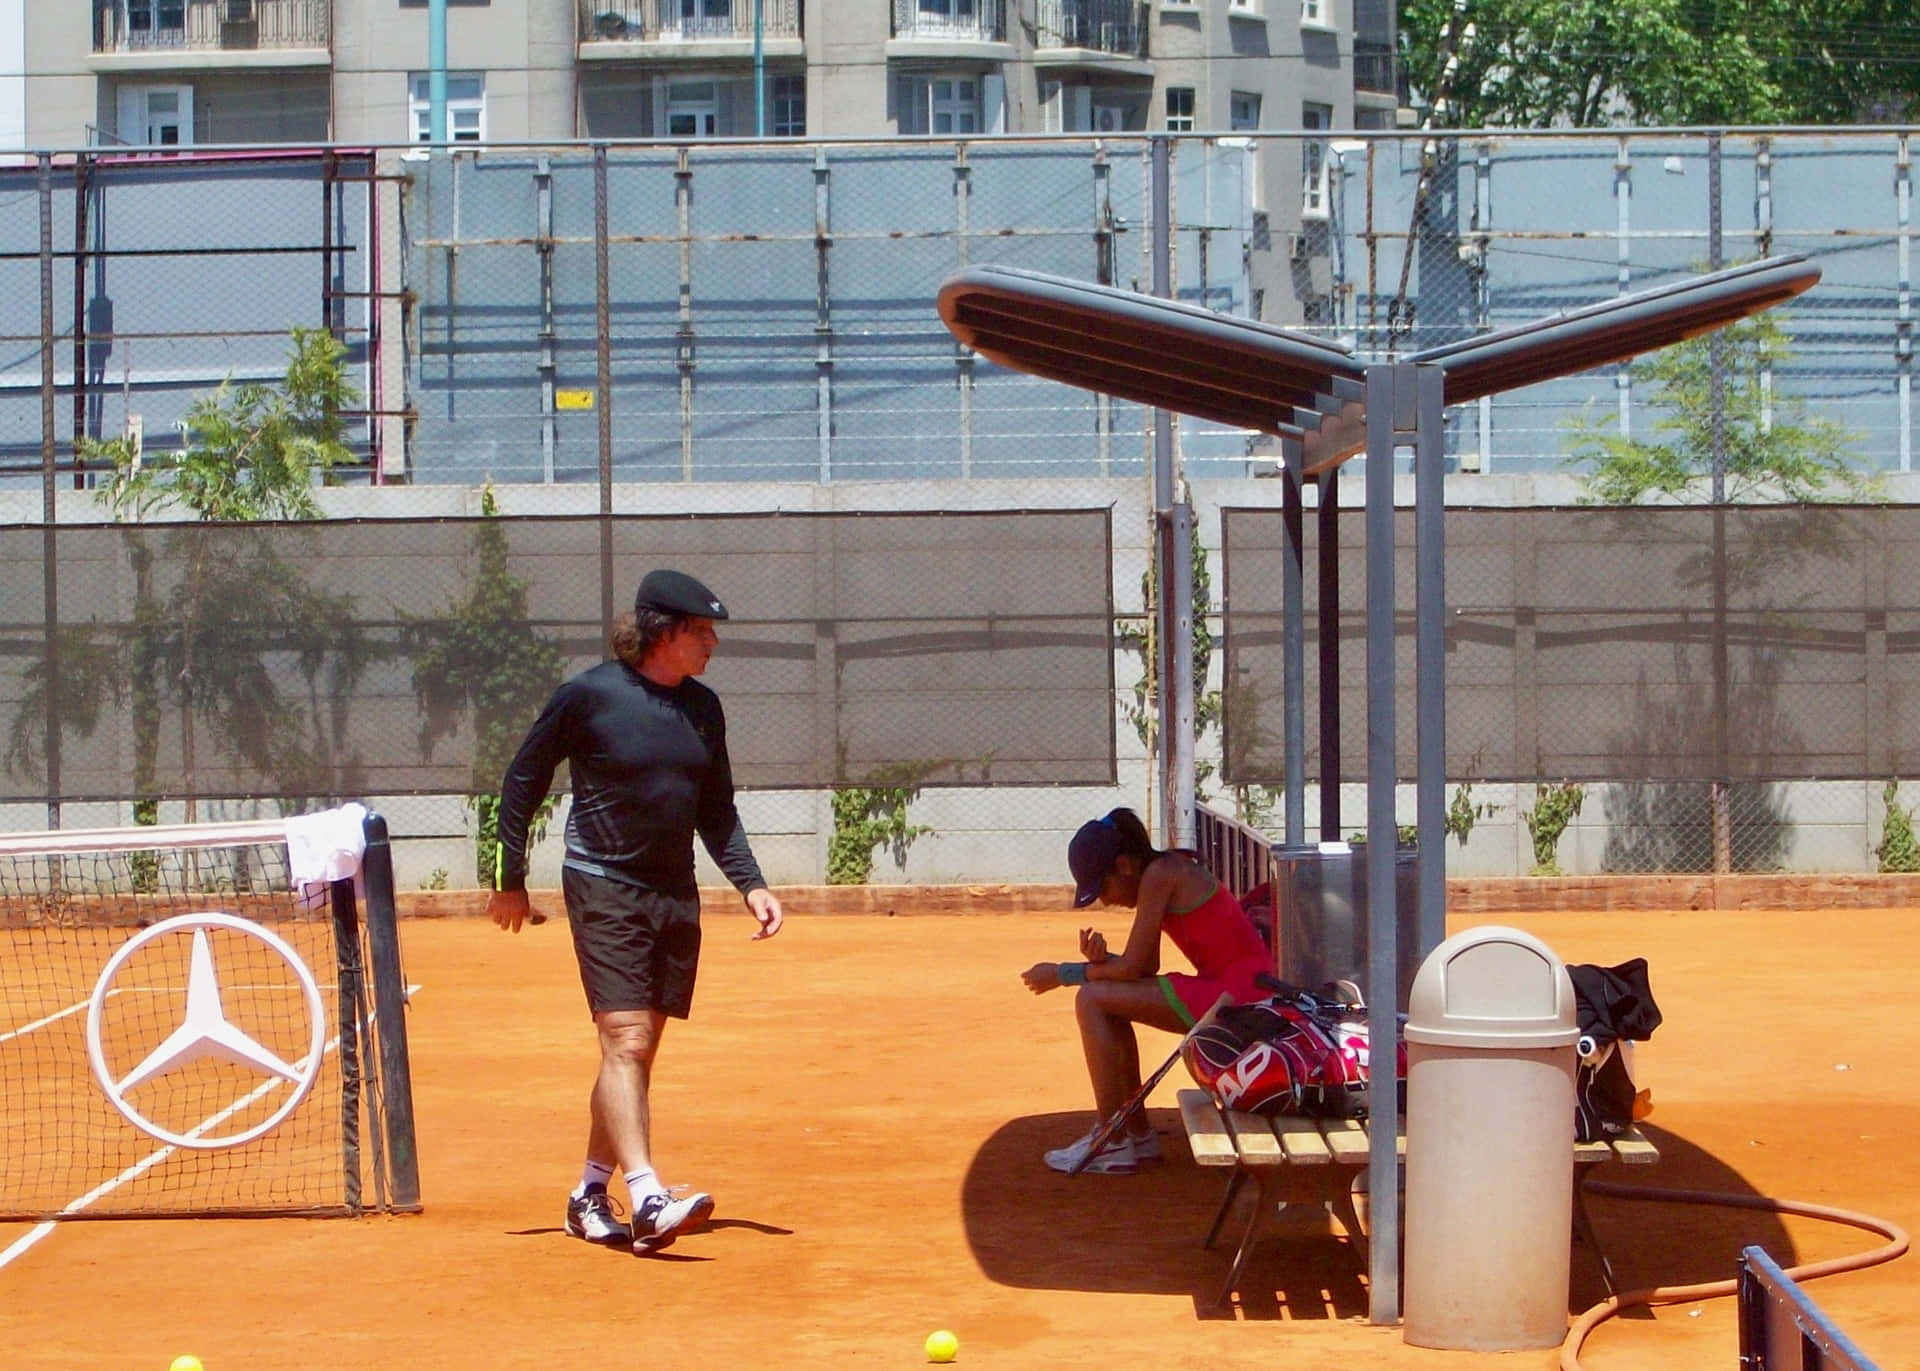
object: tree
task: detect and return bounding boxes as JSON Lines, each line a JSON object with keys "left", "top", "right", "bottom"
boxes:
{"left": 1398, "top": 0, "right": 1920, "bottom": 128}
{"left": 6, "top": 329, "right": 370, "bottom": 840}
{"left": 1568, "top": 311, "right": 1873, "bottom": 873}
{"left": 403, "top": 482, "right": 566, "bottom": 884}
{"left": 1566, "top": 311, "right": 1871, "bottom": 505}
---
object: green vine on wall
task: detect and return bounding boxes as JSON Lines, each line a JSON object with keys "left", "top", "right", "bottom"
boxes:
{"left": 1446, "top": 781, "right": 1498, "bottom": 849}
{"left": 827, "top": 781, "right": 932, "bottom": 886}
{"left": 1523, "top": 781, "right": 1586, "bottom": 875}
{"left": 1876, "top": 779, "right": 1920, "bottom": 873}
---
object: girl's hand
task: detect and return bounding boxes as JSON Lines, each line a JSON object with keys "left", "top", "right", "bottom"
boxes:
{"left": 1020, "top": 962, "right": 1063, "bottom": 994}
{"left": 1080, "top": 928, "right": 1109, "bottom": 962}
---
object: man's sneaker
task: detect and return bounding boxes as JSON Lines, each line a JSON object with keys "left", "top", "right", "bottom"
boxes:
{"left": 631, "top": 1187, "right": 715, "bottom": 1254}
{"left": 564, "top": 1185, "right": 629, "bottom": 1246}
{"left": 1043, "top": 1126, "right": 1159, "bottom": 1175}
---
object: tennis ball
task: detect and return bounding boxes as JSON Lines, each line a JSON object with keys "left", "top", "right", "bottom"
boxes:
{"left": 169, "top": 1357, "right": 204, "bottom": 1371}
{"left": 924, "top": 1329, "right": 959, "bottom": 1363}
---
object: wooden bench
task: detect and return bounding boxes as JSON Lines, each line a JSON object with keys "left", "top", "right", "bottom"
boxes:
{"left": 1177, "top": 1087, "right": 1661, "bottom": 1306}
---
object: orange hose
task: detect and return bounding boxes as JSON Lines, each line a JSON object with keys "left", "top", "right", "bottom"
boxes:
{"left": 1560, "top": 1181, "right": 1909, "bottom": 1371}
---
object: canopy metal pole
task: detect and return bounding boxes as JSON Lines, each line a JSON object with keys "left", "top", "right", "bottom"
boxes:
{"left": 1150, "top": 135, "right": 1195, "bottom": 847}
{"left": 1317, "top": 469, "right": 1342, "bottom": 840}
{"left": 1414, "top": 364, "right": 1447, "bottom": 959}
{"left": 1282, "top": 441, "right": 1306, "bottom": 845}
{"left": 1363, "top": 362, "right": 1405, "bottom": 1325}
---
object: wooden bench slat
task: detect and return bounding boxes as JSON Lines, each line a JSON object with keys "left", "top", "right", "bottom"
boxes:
{"left": 1610, "top": 1126, "right": 1661, "bottom": 1164}
{"left": 1272, "top": 1116, "right": 1333, "bottom": 1165}
{"left": 1319, "top": 1118, "right": 1370, "bottom": 1166}
{"left": 1177, "top": 1089, "right": 1239, "bottom": 1167}
{"left": 1223, "top": 1109, "right": 1288, "bottom": 1164}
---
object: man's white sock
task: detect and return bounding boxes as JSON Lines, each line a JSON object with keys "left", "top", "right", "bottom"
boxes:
{"left": 625, "top": 1167, "right": 665, "bottom": 1202}
{"left": 574, "top": 1159, "right": 615, "bottom": 1197}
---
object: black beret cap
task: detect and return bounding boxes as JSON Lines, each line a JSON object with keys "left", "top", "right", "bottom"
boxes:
{"left": 635, "top": 568, "right": 729, "bottom": 619}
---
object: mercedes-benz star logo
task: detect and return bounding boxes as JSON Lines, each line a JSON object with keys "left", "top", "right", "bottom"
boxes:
{"left": 87, "top": 911, "right": 326, "bottom": 1150}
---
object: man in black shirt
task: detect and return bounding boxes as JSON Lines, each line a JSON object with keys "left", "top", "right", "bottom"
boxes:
{"left": 487, "top": 568, "right": 784, "bottom": 1255}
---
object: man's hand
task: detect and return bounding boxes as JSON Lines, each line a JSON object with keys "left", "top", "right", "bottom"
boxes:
{"left": 1079, "top": 928, "right": 1110, "bottom": 962}
{"left": 488, "top": 888, "right": 535, "bottom": 933}
{"left": 747, "top": 887, "right": 784, "bottom": 940}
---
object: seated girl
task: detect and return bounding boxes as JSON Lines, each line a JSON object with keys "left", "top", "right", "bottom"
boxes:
{"left": 1021, "top": 807, "right": 1273, "bottom": 1174}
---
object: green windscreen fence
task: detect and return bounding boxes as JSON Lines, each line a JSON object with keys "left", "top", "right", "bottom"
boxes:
{"left": 0, "top": 509, "right": 1116, "bottom": 803}
{"left": 1223, "top": 503, "right": 1920, "bottom": 784}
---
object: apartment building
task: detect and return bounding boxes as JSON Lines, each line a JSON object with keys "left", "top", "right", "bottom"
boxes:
{"left": 22, "top": 3, "right": 1398, "bottom": 144}
{"left": 16, "top": 4, "right": 1395, "bottom": 264}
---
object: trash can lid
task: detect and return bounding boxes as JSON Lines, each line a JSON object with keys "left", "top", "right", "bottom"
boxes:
{"left": 1403, "top": 925, "right": 1581, "bottom": 1049}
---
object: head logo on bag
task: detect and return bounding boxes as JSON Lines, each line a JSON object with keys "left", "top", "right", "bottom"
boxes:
{"left": 1182, "top": 988, "right": 1405, "bottom": 1120}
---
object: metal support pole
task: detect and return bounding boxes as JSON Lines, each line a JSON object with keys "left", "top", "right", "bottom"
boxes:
{"left": 1363, "top": 362, "right": 1406, "bottom": 1325}
{"left": 1414, "top": 364, "right": 1447, "bottom": 963}
{"left": 70, "top": 156, "right": 89, "bottom": 485}
{"left": 1150, "top": 135, "right": 1193, "bottom": 846}
{"left": 813, "top": 147, "right": 834, "bottom": 481}
{"left": 427, "top": 0, "right": 448, "bottom": 144}
{"left": 1707, "top": 132, "right": 1731, "bottom": 873}
{"left": 39, "top": 153, "right": 59, "bottom": 834}
{"left": 594, "top": 145, "right": 614, "bottom": 642}
{"left": 535, "top": 155, "right": 556, "bottom": 482}
{"left": 1282, "top": 443, "right": 1306, "bottom": 846}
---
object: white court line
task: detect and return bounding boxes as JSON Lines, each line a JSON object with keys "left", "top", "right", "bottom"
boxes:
{"left": 1, "top": 985, "right": 312, "bottom": 1047}
{"left": 0, "top": 999, "right": 91, "bottom": 1045}
{"left": 0, "top": 981, "right": 423, "bottom": 1272}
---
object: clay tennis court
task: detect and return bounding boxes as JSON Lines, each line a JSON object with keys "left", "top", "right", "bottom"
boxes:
{"left": 3, "top": 896, "right": 1914, "bottom": 1371}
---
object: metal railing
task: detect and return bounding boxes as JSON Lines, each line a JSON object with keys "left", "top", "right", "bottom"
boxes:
{"left": 1033, "top": 0, "right": 1148, "bottom": 57}
{"left": 577, "top": 0, "right": 803, "bottom": 43}
{"left": 94, "top": 0, "right": 330, "bottom": 53}
{"left": 1195, "top": 803, "right": 1274, "bottom": 900}
{"left": 892, "top": 0, "right": 1007, "bottom": 43}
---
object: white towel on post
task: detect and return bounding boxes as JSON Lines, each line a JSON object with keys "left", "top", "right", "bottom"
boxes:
{"left": 285, "top": 802, "right": 370, "bottom": 906}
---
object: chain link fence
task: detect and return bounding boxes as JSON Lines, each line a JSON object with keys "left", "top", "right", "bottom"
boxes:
{"left": 4, "top": 131, "right": 1920, "bottom": 882}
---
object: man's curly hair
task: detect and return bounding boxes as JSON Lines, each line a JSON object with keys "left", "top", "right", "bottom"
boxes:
{"left": 610, "top": 606, "right": 686, "bottom": 669}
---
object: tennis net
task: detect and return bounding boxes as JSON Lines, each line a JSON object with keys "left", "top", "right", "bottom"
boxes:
{"left": 0, "top": 810, "right": 418, "bottom": 1221}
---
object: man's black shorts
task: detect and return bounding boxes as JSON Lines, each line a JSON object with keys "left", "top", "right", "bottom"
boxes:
{"left": 561, "top": 866, "right": 702, "bottom": 1017}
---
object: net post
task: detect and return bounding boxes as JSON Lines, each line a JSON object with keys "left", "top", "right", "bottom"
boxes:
{"left": 360, "top": 811, "right": 422, "bottom": 1211}
{"left": 329, "top": 876, "right": 366, "bottom": 1215}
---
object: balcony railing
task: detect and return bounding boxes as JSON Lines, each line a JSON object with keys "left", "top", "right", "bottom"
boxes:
{"left": 1034, "top": 0, "right": 1147, "bottom": 57}
{"left": 1354, "top": 40, "right": 1396, "bottom": 95}
{"left": 891, "top": 0, "right": 1007, "bottom": 43}
{"left": 94, "top": 0, "right": 330, "bottom": 53}
{"left": 580, "top": 1, "right": 802, "bottom": 43}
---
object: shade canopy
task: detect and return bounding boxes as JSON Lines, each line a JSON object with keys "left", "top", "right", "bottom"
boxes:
{"left": 936, "top": 255, "right": 1821, "bottom": 469}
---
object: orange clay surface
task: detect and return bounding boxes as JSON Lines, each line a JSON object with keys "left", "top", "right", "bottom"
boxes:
{"left": 4, "top": 901, "right": 1916, "bottom": 1371}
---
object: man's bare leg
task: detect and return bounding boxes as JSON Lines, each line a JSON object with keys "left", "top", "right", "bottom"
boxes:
{"left": 591, "top": 1007, "right": 665, "bottom": 1176}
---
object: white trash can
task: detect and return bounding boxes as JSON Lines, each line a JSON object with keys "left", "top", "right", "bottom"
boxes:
{"left": 1402, "top": 925, "right": 1581, "bottom": 1351}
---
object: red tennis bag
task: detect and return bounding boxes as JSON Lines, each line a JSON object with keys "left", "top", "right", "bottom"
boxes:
{"left": 1182, "top": 987, "right": 1406, "bottom": 1120}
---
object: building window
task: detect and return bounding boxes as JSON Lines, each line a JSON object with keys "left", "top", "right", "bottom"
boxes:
{"left": 897, "top": 73, "right": 981, "bottom": 135}
{"left": 117, "top": 84, "right": 193, "bottom": 146}
{"left": 674, "top": 0, "right": 734, "bottom": 39}
{"left": 1165, "top": 87, "right": 1195, "bottom": 132}
{"left": 1301, "top": 0, "right": 1331, "bottom": 27}
{"left": 667, "top": 80, "right": 719, "bottom": 137}
{"left": 410, "top": 73, "right": 486, "bottom": 142}
{"left": 772, "top": 75, "right": 805, "bottom": 137}
{"left": 1302, "top": 101, "right": 1332, "bottom": 217}
{"left": 1230, "top": 92, "right": 1261, "bottom": 130}
{"left": 128, "top": 1, "right": 187, "bottom": 36}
